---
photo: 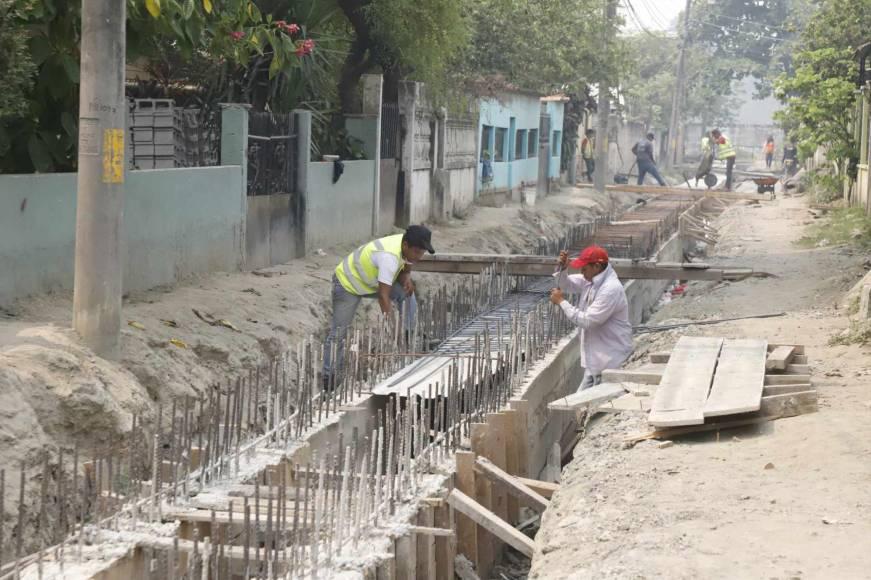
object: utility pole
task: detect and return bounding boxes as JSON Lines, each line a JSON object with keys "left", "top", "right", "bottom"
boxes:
{"left": 73, "top": 0, "right": 126, "bottom": 359}
{"left": 594, "top": 0, "right": 617, "bottom": 194}
{"left": 666, "top": 0, "right": 693, "bottom": 168}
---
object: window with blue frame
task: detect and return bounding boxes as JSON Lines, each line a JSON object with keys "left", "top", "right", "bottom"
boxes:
{"left": 480, "top": 125, "right": 493, "bottom": 161}
{"left": 515, "top": 129, "right": 527, "bottom": 159}
{"left": 494, "top": 128, "right": 507, "bottom": 162}
{"left": 528, "top": 129, "right": 538, "bottom": 158}
{"left": 552, "top": 130, "right": 562, "bottom": 157}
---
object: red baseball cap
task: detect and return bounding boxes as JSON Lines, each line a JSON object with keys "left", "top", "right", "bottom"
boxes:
{"left": 570, "top": 245, "right": 609, "bottom": 268}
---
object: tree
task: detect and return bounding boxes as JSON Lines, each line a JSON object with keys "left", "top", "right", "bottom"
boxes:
{"left": 0, "top": 0, "right": 36, "bottom": 121}
{"left": 774, "top": 0, "right": 871, "bottom": 174}
{"left": 0, "top": 0, "right": 331, "bottom": 173}
{"left": 462, "top": 0, "right": 626, "bottom": 95}
{"left": 335, "top": 0, "right": 469, "bottom": 111}
{"left": 689, "top": 0, "right": 802, "bottom": 97}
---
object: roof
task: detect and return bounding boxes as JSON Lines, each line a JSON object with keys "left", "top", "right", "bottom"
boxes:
{"left": 541, "top": 94, "right": 570, "bottom": 103}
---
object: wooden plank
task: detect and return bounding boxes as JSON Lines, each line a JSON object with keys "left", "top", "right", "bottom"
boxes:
{"left": 574, "top": 182, "right": 773, "bottom": 200}
{"left": 627, "top": 415, "right": 777, "bottom": 443}
{"left": 395, "top": 534, "right": 417, "bottom": 580}
{"left": 765, "top": 374, "right": 810, "bottom": 385}
{"left": 446, "top": 490, "right": 535, "bottom": 559}
{"left": 766, "top": 345, "right": 796, "bottom": 371}
{"left": 485, "top": 413, "right": 510, "bottom": 527}
{"left": 600, "top": 369, "right": 662, "bottom": 385}
{"left": 649, "top": 336, "right": 724, "bottom": 427}
{"left": 416, "top": 507, "right": 437, "bottom": 580}
{"left": 759, "top": 391, "right": 818, "bottom": 418}
{"left": 500, "top": 410, "right": 521, "bottom": 524}
{"left": 547, "top": 383, "right": 627, "bottom": 412}
{"left": 469, "top": 423, "right": 493, "bottom": 579}
{"left": 792, "top": 354, "right": 808, "bottom": 364}
{"left": 433, "top": 503, "right": 454, "bottom": 580}
{"left": 515, "top": 477, "right": 559, "bottom": 499}
{"left": 785, "top": 363, "right": 810, "bottom": 374}
{"left": 649, "top": 352, "right": 671, "bottom": 363}
{"left": 762, "top": 384, "right": 814, "bottom": 396}
{"left": 704, "top": 339, "right": 768, "bottom": 417}
{"left": 453, "top": 452, "right": 478, "bottom": 567}
{"left": 508, "top": 399, "right": 530, "bottom": 478}
{"left": 474, "top": 458, "right": 549, "bottom": 512}
{"left": 767, "top": 344, "right": 805, "bottom": 355}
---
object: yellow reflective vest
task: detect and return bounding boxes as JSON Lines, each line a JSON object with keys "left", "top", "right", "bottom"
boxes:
{"left": 717, "top": 135, "right": 736, "bottom": 159}
{"left": 335, "top": 234, "right": 405, "bottom": 296}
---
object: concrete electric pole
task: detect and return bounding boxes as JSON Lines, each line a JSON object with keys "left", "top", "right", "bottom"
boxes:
{"left": 594, "top": 0, "right": 617, "bottom": 194}
{"left": 666, "top": 0, "right": 693, "bottom": 168}
{"left": 73, "top": 0, "right": 126, "bottom": 359}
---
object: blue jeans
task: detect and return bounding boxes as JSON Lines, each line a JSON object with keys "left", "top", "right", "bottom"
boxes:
{"left": 322, "top": 274, "right": 417, "bottom": 378}
{"left": 637, "top": 160, "right": 666, "bottom": 186}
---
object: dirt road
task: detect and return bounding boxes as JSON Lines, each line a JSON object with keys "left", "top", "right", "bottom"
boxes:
{"left": 530, "top": 194, "right": 871, "bottom": 579}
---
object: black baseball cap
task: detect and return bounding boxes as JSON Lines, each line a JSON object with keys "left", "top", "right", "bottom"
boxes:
{"left": 404, "top": 225, "right": 435, "bottom": 254}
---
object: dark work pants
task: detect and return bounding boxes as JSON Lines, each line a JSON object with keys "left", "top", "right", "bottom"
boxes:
{"left": 637, "top": 160, "right": 666, "bottom": 186}
{"left": 725, "top": 156, "right": 735, "bottom": 191}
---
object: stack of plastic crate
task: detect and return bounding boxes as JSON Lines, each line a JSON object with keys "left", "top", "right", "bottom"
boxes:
{"left": 130, "top": 99, "right": 176, "bottom": 169}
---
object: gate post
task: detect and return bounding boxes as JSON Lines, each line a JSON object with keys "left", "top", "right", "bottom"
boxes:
{"left": 220, "top": 103, "right": 250, "bottom": 268}
{"left": 293, "top": 109, "right": 312, "bottom": 257}
{"left": 398, "top": 81, "right": 421, "bottom": 227}
{"left": 362, "top": 74, "right": 384, "bottom": 236}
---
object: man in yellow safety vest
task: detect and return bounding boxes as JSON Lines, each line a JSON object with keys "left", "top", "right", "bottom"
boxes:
{"left": 711, "top": 128, "right": 737, "bottom": 191}
{"left": 323, "top": 225, "right": 435, "bottom": 386}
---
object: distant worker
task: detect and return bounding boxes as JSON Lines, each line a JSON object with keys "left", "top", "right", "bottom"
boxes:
{"left": 322, "top": 225, "right": 435, "bottom": 388}
{"left": 550, "top": 245, "right": 633, "bottom": 392}
{"left": 710, "top": 128, "right": 737, "bottom": 191}
{"left": 631, "top": 132, "right": 667, "bottom": 186}
{"left": 782, "top": 138, "right": 799, "bottom": 177}
{"left": 763, "top": 135, "right": 776, "bottom": 169}
{"left": 695, "top": 130, "right": 714, "bottom": 187}
{"left": 580, "top": 129, "right": 596, "bottom": 182}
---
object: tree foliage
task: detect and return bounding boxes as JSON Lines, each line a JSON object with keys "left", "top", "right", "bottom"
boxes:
{"left": 0, "top": 0, "right": 334, "bottom": 173}
{"left": 774, "top": 0, "right": 871, "bottom": 170}
{"left": 461, "top": 0, "right": 626, "bottom": 94}
{"left": 0, "top": 0, "right": 36, "bottom": 121}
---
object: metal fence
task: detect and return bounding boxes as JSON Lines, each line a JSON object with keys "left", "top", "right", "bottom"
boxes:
{"left": 247, "top": 111, "right": 297, "bottom": 196}
{"left": 381, "top": 103, "right": 400, "bottom": 159}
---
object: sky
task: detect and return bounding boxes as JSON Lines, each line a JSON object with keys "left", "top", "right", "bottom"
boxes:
{"left": 621, "top": 0, "right": 686, "bottom": 34}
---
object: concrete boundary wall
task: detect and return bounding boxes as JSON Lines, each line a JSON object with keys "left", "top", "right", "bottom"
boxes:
{"left": 0, "top": 163, "right": 245, "bottom": 306}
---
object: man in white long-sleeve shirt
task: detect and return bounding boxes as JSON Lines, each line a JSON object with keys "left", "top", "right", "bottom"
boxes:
{"left": 549, "top": 245, "right": 634, "bottom": 391}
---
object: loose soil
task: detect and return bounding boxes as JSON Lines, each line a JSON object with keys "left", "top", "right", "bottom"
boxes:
{"left": 0, "top": 185, "right": 634, "bottom": 553}
{"left": 530, "top": 194, "right": 871, "bottom": 580}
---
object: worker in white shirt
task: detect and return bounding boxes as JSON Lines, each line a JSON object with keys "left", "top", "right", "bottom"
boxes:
{"left": 549, "top": 245, "right": 634, "bottom": 391}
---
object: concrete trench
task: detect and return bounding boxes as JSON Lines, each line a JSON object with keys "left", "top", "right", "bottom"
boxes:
{"left": 13, "top": 196, "right": 714, "bottom": 580}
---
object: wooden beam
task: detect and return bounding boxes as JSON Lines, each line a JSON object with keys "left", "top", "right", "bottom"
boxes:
{"left": 649, "top": 336, "right": 723, "bottom": 427}
{"left": 785, "top": 363, "right": 810, "bottom": 374}
{"left": 601, "top": 369, "right": 663, "bottom": 385}
{"left": 574, "top": 182, "right": 773, "bottom": 201}
{"left": 765, "top": 374, "right": 811, "bottom": 386}
{"left": 768, "top": 343, "right": 805, "bottom": 355}
{"left": 759, "top": 390, "right": 818, "bottom": 418}
{"left": 474, "top": 458, "right": 550, "bottom": 513}
{"left": 446, "top": 490, "right": 536, "bottom": 559}
{"left": 766, "top": 345, "right": 796, "bottom": 370}
{"left": 514, "top": 477, "right": 559, "bottom": 499}
{"left": 415, "top": 254, "right": 764, "bottom": 281}
{"left": 454, "top": 452, "right": 478, "bottom": 567}
{"left": 547, "top": 383, "right": 626, "bottom": 412}
{"left": 762, "top": 384, "right": 813, "bottom": 396}
{"left": 704, "top": 339, "right": 767, "bottom": 417}
{"left": 625, "top": 415, "right": 777, "bottom": 443}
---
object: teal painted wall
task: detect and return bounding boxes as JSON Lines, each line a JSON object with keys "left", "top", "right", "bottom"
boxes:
{"left": 306, "top": 160, "right": 375, "bottom": 250}
{"left": 0, "top": 166, "right": 244, "bottom": 306}
{"left": 477, "top": 93, "right": 542, "bottom": 194}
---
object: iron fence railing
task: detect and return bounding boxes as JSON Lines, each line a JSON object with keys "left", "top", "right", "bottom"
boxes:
{"left": 247, "top": 111, "right": 297, "bottom": 196}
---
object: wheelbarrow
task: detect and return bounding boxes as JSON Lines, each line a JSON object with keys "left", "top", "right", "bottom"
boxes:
{"left": 752, "top": 176, "right": 778, "bottom": 194}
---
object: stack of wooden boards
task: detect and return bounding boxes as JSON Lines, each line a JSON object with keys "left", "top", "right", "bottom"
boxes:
{"left": 548, "top": 336, "right": 817, "bottom": 441}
